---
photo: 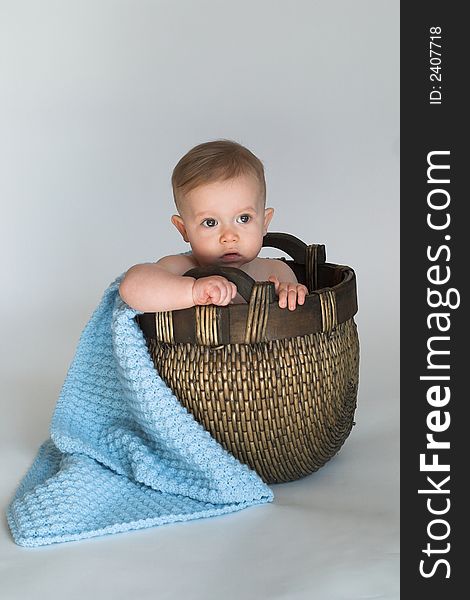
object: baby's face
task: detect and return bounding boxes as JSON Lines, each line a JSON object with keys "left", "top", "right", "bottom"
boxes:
{"left": 172, "top": 174, "right": 274, "bottom": 269}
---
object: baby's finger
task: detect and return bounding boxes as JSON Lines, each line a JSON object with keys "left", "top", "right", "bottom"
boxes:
{"left": 221, "top": 282, "right": 234, "bottom": 305}
{"left": 297, "top": 285, "right": 308, "bottom": 305}
{"left": 278, "top": 287, "right": 288, "bottom": 309}
{"left": 287, "top": 287, "right": 298, "bottom": 311}
{"left": 217, "top": 282, "right": 226, "bottom": 303}
{"left": 209, "top": 284, "right": 223, "bottom": 304}
{"left": 220, "top": 281, "right": 237, "bottom": 305}
{"left": 230, "top": 282, "right": 237, "bottom": 299}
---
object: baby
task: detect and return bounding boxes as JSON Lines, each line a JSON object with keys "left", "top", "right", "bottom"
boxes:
{"left": 119, "top": 140, "right": 308, "bottom": 312}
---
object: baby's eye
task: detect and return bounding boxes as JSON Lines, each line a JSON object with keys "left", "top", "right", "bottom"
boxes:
{"left": 237, "top": 214, "right": 251, "bottom": 224}
{"left": 202, "top": 218, "right": 217, "bottom": 228}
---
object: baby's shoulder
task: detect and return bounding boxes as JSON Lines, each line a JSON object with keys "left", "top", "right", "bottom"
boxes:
{"left": 155, "top": 252, "right": 199, "bottom": 276}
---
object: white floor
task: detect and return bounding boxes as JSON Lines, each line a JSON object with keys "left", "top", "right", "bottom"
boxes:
{"left": 1, "top": 365, "right": 399, "bottom": 600}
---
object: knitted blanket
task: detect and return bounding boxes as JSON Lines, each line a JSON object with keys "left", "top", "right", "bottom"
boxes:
{"left": 7, "top": 277, "right": 273, "bottom": 547}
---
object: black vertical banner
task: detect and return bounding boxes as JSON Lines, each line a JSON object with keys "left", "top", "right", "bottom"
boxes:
{"left": 401, "top": 2, "right": 466, "bottom": 597}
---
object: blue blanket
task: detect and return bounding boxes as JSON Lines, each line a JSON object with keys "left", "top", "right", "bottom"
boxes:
{"left": 7, "top": 277, "right": 273, "bottom": 547}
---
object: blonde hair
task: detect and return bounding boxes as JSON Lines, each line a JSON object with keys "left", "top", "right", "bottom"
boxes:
{"left": 171, "top": 139, "right": 266, "bottom": 212}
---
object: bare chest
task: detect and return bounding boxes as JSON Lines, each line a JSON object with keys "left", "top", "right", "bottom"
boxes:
{"left": 239, "top": 257, "right": 278, "bottom": 282}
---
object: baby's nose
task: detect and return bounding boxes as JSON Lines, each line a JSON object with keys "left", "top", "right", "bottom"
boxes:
{"left": 220, "top": 227, "right": 238, "bottom": 243}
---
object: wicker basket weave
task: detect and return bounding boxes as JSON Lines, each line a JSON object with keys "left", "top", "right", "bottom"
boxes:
{"left": 137, "top": 233, "right": 359, "bottom": 484}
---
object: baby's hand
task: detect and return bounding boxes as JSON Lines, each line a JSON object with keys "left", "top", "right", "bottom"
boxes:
{"left": 268, "top": 276, "right": 308, "bottom": 311}
{"left": 192, "top": 276, "right": 238, "bottom": 307}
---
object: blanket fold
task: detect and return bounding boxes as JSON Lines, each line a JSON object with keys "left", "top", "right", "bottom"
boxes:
{"left": 7, "top": 277, "right": 272, "bottom": 547}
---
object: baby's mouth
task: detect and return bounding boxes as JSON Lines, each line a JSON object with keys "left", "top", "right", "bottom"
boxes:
{"left": 221, "top": 252, "right": 242, "bottom": 262}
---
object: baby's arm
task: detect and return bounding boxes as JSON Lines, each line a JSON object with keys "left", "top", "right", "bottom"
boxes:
{"left": 119, "top": 256, "right": 237, "bottom": 312}
{"left": 268, "top": 260, "right": 309, "bottom": 311}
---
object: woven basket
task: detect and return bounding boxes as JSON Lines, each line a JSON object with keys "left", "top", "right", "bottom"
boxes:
{"left": 137, "top": 233, "right": 359, "bottom": 484}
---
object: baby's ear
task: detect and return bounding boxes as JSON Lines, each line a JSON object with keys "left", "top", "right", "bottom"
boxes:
{"left": 171, "top": 215, "right": 190, "bottom": 243}
{"left": 263, "top": 207, "right": 275, "bottom": 234}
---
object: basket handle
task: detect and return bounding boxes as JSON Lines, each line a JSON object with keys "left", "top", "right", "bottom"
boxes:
{"left": 262, "top": 232, "right": 326, "bottom": 264}
{"left": 262, "top": 232, "right": 326, "bottom": 292}
{"left": 183, "top": 265, "right": 276, "bottom": 304}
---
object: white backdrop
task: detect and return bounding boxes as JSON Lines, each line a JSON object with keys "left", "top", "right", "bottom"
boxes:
{"left": 0, "top": 1, "right": 399, "bottom": 598}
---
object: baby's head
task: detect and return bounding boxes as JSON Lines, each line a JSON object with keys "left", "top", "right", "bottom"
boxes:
{"left": 171, "top": 140, "right": 274, "bottom": 268}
